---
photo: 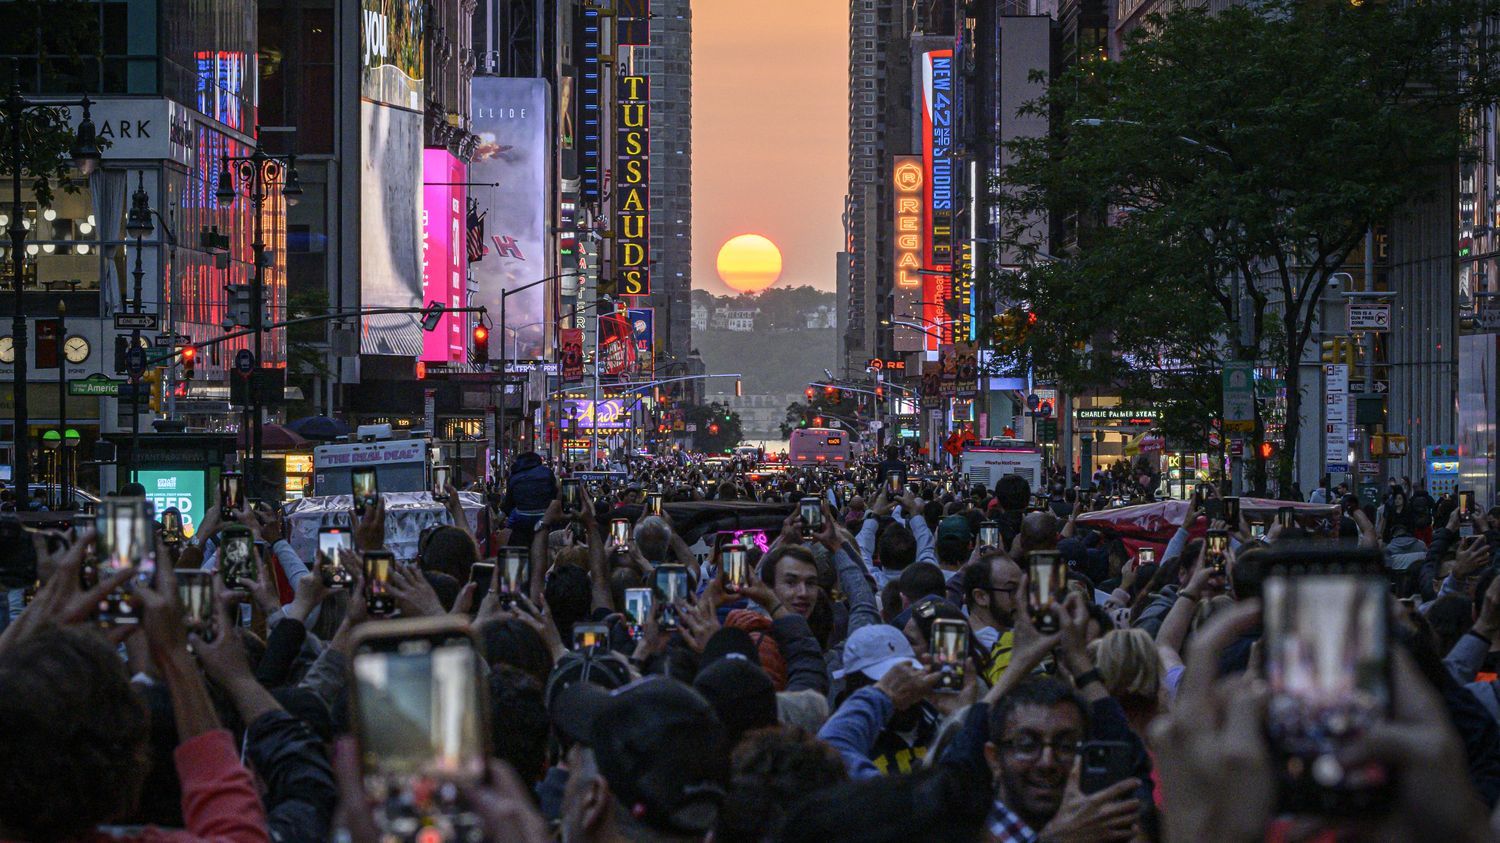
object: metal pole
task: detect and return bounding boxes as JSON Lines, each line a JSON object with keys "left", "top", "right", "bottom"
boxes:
{"left": 591, "top": 309, "right": 600, "bottom": 469}
{"left": 1062, "top": 387, "right": 1074, "bottom": 487}
{"left": 497, "top": 291, "right": 507, "bottom": 468}
{"left": 56, "top": 297, "right": 65, "bottom": 508}
{"left": 9, "top": 88, "right": 29, "bottom": 497}
{"left": 249, "top": 157, "right": 265, "bottom": 499}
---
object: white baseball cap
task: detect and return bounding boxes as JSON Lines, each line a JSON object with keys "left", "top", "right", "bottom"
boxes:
{"left": 834, "top": 625, "right": 922, "bottom": 681}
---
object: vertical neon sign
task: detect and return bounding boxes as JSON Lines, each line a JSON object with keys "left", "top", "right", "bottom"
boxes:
{"left": 422, "top": 149, "right": 465, "bottom": 362}
{"left": 922, "top": 50, "right": 954, "bottom": 352}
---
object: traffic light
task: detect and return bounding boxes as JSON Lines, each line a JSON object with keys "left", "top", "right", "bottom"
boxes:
{"left": 471, "top": 324, "right": 489, "bottom": 365}
{"left": 1258, "top": 441, "right": 1278, "bottom": 461}
{"left": 178, "top": 345, "right": 195, "bottom": 380}
{"left": 708, "top": 423, "right": 720, "bottom": 436}
{"left": 805, "top": 387, "right": 816, "bottom": 402}
{"left": 735, "top": 378, "right": 743, "bottom": 398}
{"left": 1319, "top": 336, "right": 1356, "bottom": 371}
{"left": 813, "top": 415, "right": 823, "bottom": 427}
{"left": 224, "top": 284, "right": 252, "bottom": 329}
{"left": 143, "top": 367, "right": 163, "bottom": 412}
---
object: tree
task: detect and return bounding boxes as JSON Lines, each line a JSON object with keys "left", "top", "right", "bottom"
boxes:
{"left": 687, "top": 402, "right": 744, "bottom": 453}
{"left": 996, "top": 0, "right": 1500, "bottom": 490}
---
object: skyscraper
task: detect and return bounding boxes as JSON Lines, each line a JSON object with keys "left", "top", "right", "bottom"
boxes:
{"left": 648, "top": 1, "right": 694, "bottom": 368}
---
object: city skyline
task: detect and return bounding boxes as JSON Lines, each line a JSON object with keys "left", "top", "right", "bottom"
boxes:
{"left": 692, "top": 1, "right": 846, "bottom": 296}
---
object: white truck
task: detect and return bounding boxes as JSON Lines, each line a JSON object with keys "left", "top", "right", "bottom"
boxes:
{"left": 959, "top": 439, "right": 1044, "bottom": 493}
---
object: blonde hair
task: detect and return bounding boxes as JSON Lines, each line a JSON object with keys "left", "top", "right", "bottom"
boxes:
{"left": 1087, "top": 628, "right": 1162, "bottom": 700}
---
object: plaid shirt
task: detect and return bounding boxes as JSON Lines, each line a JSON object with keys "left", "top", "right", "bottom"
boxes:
{"left": 988, "top": 800, "right": 1038, "bottom": 843}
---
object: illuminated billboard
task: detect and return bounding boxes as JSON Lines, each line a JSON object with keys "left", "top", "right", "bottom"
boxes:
{"left": 361, "top": 0, "right": 424, "bottom": 111}
{"left": 360, "top": 102, "right": 424, "bottom": 354}
{"left": 576, "top": 5, "right": 604, "bottom": 206}
{"left": 138, "top": 470, "right": 206, "bottom": 538}
{"left": 563, "top": 398, "right": 630, "bottom": 429}
{"left": 892, "top": 156, "right": 924, "bottom": 353}
{"left": 422, "top": 149, "right": 466, "bottom": 362}
{"left": 471, "top": 77, "right": 551, "bottom": 360}
{"left": 921, "top": 49, "right": 955, "bottom": 352}
{"left": 599, "top": 309, "right": 636, "bottom": 378}
{"left": 615, "top": 74, "right": 650, "bottom": 297}
{"left": 627, "top": 307, "right": 654, "bottom": 378}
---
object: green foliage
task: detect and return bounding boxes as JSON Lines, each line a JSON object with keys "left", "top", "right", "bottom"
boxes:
{"left": 686, "top": 402, "right": 743, "bottom": 453}
{"left": 994, "top": 0, "right": 1500, "bottom": 488}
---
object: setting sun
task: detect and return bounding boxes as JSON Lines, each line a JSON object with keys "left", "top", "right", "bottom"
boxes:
{"left": 716, "top": 234, "right": 783, "bottom": 293}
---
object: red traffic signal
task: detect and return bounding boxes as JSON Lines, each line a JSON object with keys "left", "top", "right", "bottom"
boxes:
{"left": 708, "top": 423, "right": 720, "bottom": 436}
{"left": 813, "top": 415, "right": 823, "bottom": 427}
{"left": 1258, "top": 441, "right": 1277, "bottom": 460}
{"left": 804, "top": 387, "right": 816, "bottom": 401}
{"left": 471, "top": 324, "right": 490, "bottom": 365}
{"left": 178, "top": 345, "right": 195, "bottom": 379}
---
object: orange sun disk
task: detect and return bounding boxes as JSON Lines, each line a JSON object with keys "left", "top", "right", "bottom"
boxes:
{"left": 716, "top": 234, "right": 783, "bottom": 293}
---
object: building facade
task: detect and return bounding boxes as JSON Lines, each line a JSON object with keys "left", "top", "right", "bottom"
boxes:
{"left": 647, "top": 0, "right": 693, "bottom": 366}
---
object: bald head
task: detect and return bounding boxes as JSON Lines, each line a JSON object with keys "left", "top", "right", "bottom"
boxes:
{"left": 1019, "top": 511, "right": 1061, "bottom": 555}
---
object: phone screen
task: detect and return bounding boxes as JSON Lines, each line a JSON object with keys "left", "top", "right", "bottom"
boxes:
{"left": 1251, "top": 523, "right": 1267, "bottom": 539}
{"left": 722, "top": 547, "right": 748, "bottom": 589}
{"left": 1264, "top": 550, "right": 1391, "bottom": 814}
{"left": 885, "top": 472, "right": 902, "bottom": 495}
{"left": 1137, "top": 546, "right": 1156, "bottom": 566}
{"left": 497, "top": 548, "right": 528, "bottom": 597}
{"left": 353, "top": 634, "right": 485, "bottom": 782}
{"left": 611, "top": 519, "right": 630, "bottom": 549}
{"left": 645, "top": 493, "right": 663, "bottom": 516}
{"left": 352, "top": 469, "right": 378, "bottom": 514}
{"left": 1460, "top": 490, "right": 1475, "bottom": 517}
{"left": 1278, "top": 506, "right": 1295, "bottom": 528}
{"left": 1027, "top": 551, "right": 1067, "bottom": 634}
{"left": 469, "top": 562, "right": 495, "bottom": 604}
{"left": 800, "top": 497, "right": 823, "bottom": 533}
{"left": 1223, "top": 496, "right": 1241, "bottom": 526}
{"left": 931, "top": 619, "right": 967, "bottom": 692}
{"left": 654, "top": 564, "right": 688, "bottom": 630}
{"left": 363, "top": 552, "right": 395, "bottom": 615}
{"left": 561, "top": 479, "right": 581, "bottom": 513}
{"left": 220, "top": 473, "right": 243, "bottom": 518}
{"left": 1206, "top": 530, "right": 1229, "bottom": 573}
{"left": 176, "top": 569, "right": 215, "bottom": 638}
{"left": 432, "top": 465, "right": 451, "bottom": 501}
{"left": 624, "top": 587, "right": 653, "bottom": 637}
{"left": 978, "top": 522, "right": 1000, "bottom": 548}
{"left": 161, "top": 509, "right": 184, "bottom": 544}
{"left": 573, "top": 623, "right": 608, "bottom": 652}
{"left": 318, "top": 528, "right": 354, "bottom": 588}
{"left": 96, "top": 498, "right": 145, "bottom": 576}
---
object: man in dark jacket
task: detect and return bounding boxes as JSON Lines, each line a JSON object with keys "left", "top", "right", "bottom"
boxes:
{"left": 502, "top": 451, "right": 558, "bottom": 548}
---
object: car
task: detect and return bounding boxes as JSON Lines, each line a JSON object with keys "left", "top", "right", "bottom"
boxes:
{"left": 15, "top": 484, "right": 102, "bottom": 512}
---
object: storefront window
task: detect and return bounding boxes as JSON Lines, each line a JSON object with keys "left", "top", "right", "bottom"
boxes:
{"left": 0, "top": 178, "right": 106, "bottom": 295}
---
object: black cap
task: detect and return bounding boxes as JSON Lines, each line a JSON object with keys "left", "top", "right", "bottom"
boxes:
{"left": 693, "top": 657, "right": 777, "bottom": 746}
{"left": 698, "top": 626, "right": 759, "bottom": 673}
{"left": 551, "top": 676, "right": 729, "bottom": 835}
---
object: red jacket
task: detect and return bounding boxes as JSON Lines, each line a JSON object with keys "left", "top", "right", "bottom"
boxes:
{"left": 61, "top": 730, "right": 270, "bottom": 843}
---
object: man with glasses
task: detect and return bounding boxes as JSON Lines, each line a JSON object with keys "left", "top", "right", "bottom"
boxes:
{"left": 982, "top": 677, "right": 1143, "bottom": 842}
{"left": 960, "top": 550, "right": 1023, "bottom": 684}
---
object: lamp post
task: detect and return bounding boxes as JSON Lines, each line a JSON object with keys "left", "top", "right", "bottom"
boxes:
{"left": 4, "top": 79, "right": 100, "bottom": 497}
{"left": 493, "top": 271, "right": 593, "bottom": 469}
{"left": 215, "top": 132, "right": 301, "bottom": 498}
{"left": 123, "top": 171, "right": 159, "bottom": 482}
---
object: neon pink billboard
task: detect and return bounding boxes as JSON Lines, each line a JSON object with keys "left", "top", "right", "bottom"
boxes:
{"left": 422, "top": 149, "right": 465, "bottom": 361}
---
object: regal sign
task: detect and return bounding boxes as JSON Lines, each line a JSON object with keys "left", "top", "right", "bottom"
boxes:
{"left": 615, "top": 75, "right": 650, "bottom": 296}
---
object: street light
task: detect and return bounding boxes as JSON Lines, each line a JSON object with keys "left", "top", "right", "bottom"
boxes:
{"left": 216, "top": 130, "right": 301, "bottom": 497}
{"left": 6, "top": 79, "right": 101, "bottom": 497}
{"left": 123, "top": 171, "right": 156, "bottom": 482}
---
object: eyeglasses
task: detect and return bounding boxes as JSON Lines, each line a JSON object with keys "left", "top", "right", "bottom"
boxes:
{"left": 999, "top": 737, "right": 1082, "bottom": 761}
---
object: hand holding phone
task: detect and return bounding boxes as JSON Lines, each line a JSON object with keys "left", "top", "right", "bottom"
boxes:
{"left": 362, "top": 550, "right": 396, "bottom": 616}
{"left": 317, "top": 527, "right": 355, "bottom": 588}
{"left": 930, "top": 618, "right": 967, "bottom": 692}
{"left": 352, "top": 468, "right": 379, "bottom": 517}
{"left": 1026, "top": 550, "right": 1067, "bottom": 634}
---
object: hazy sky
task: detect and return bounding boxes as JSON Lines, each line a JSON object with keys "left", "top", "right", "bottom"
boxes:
{"left": 692, "top": 3, "right": 846, "bottom": 295}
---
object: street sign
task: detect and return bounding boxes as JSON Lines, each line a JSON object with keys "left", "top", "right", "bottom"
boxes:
{"left": 114, "top": 312, "right": 159, "bottom": 331}
{"left": 1026, "top": 393, "right": 1040, "bottom": 411}
{"left": 125, "top": 346, "right": 147, "bottom": 376}
{"left": 1357, "top": 460, "right": 1379, "bottom": 475}
{"left": 234, "top": 349, "right": 255, "bottom": 374}
{"left": 1347, "top": 302, "right": 1391, "bottom": 331}
{"left": 68, "top": 373, "right": 125, "bottom": 397}
{"left": 1223, "top": 361, "right": 1255, "bottom": 432}
{"left": 1369, "top": 380, "right": 1389, "bottom": 394}
{"left": 1230, "top": 439, "right": 1244, "bottom": 459}
{"left": 1324, "top": 363, "right": 1350, "bottom": 476}
{"left": 154, "top": 333, "right": 190, "bottom": 348}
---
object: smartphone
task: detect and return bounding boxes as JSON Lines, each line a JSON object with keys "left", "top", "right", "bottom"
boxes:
{"left": 160, "top": 508, "right": 184, "bottom": 546}
{"left": 978, "top": 521, "right": 1001, "bottom": 549}
{"left": 624, "top": 587, "right": 653, "bottom": 640}
{"left": 645, "top": 492, "right": 664, "bottom": 516}
{"left": 1203, "top": 497, "right": 1224, "bottom": 522}
{"left": 350, "top": 617, "right": 489, "bottom": 836}
{"left": 1223, "top": 496, "right": 1241, "bottom": 527}
{"left": 1251, "top": 522, "right": 1267, "bottom": 539}
{"left": 1263, "top": 545, "right": 1393, "bottom": 815}
{"left": 317, "top": 526, "right": 355, "bottom": 588}
{"left": 800, "top": 496, "right": 823, "bottom": 536}
{"left": 1136, "top": 546, "right": 1156, "bottom": 567}
{"left": 432, "top": 464, "right": 452, "bottom": 502}
{"left": 559, "top": 478, "right": 582, "bottom": 515}
{"left": 469, "top": 561, "right": 495, "bottom": 606}
{"left": 722, "top": 547, "right": 748, "bottom": 590}
{"left": 1460, "top": 489, "right": 1476, "bottom": 519}
{"left": 1205, "top": 529, "right": 1229, "bottom": 574}
{"left": 352, "top": 468, "right": 379, "bottom": 516}
{"left": 362, "top": 550, "right": 396, "bottom": 616}
{"left": 1026, "top": 550, "right": 1067, "bottom": 634}
{"left": 176, "top": 569, "right": 216, "bottom": 641}
{"left": 94, "top": 497, "right": 154, "bottom": 623}
{"left": 1080, "top": 741, "right": 1135, "bottom": 795}
{"left": 654, "top": 563, "right": 689, "bottom": 631}
{"left": 218, "top": 524, "right": 256, "bottom": 591}
{"left": 497, "top": 547, "right": 528, "bottom": 607}
{"left": 573, "top": 622, "right": 609, "bottom": 653}
{"left": 1277, "top": 506, "right": 1296, "bottom": 529}
{"left": 885, "top": 471, "right": 902, "bottom": 495}
{"left": 610, "top": 519, "right": 631, "bottom": 552}
{"left": 219, "top": 472, "right": 245, "bottom": 520}
{"left": 930, "top": 618, "right": 968, "bottom": 692}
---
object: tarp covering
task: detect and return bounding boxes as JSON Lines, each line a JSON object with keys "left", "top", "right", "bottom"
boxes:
{"left": 282, "top": 491, "right": 484, "bottom": 563}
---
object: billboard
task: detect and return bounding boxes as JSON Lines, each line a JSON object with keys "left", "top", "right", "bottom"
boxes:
{"left": 627, "top": 307, "right": 654, "bottom": 378}
{"left": 360, "top": 102, "right": 425, "bottom": 354}
{"left": 616, "top": 74, "right": 650, "bottom": 297}
{"left": 471, "top": 78, "right": 552, "bottom": 360}
{"left": 138, "top": 469, "right": 206, "bottom": 538}
{"left": 563, "top": 398, "right": 630, "bottom": 429}
{"left": 921, "top": 49, "right": 955, "bottom": 352}
{"left": 361, "top": 0, "right": 424, "bottom": 111}
{"left": 561, "top": 328, "right": 584, "bottom": 383}
{"left": 422, "top": 149, "right": 465, "bottom": 362}
{"left": 893, "top": 156, "right": 924, "bottom": 353}
{"left": 576, "top": 5, "right": 604, "bottom": 206}
{"left": 599, "top": 309, "right": 636, "bottom": 378}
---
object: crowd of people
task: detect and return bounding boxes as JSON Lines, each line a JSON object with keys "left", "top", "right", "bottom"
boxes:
{"left": 1, "top": 445, "right": 1499, "bottom": 842}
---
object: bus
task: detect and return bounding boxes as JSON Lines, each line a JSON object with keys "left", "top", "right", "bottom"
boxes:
{"left": 788, "top": 428, "right": 852, "bottom": 464}
{"left": 959, "top": 438, "right": 1043, "bottom": 492}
